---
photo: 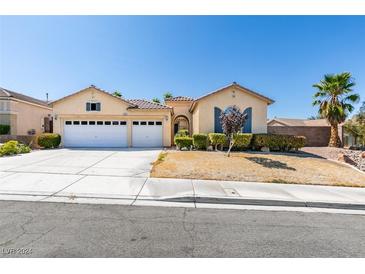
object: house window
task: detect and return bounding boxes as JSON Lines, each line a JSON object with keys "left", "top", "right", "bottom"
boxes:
{"left": 97, "top": 121, "right": 104, "bottom": 125}
{"left": 65, "top": 121, "right": 72, "bottom": 125}
{"left": 86, "top": 102, "right": 101, "bottom": 111}
{"left": 89, "top": 121, "right": 96, "bottom": 125}
{"left": 120, "top": 121, "right": 127, "bottom": 125}
{"left": 104, "top": 121, "right": 111, "bottom": 125}
{"left": 81, "top": 121, "right": 88, "bottom": 125}
{"left": 156, "top": 121, "right": 162, "bottom": 125}
{"left": 112, "top": 121, "right": 119, "bottom": 125}
{"left": 133, "top": 121, "right": 139, "bottom": 125}
{"left": 148, "top": 121, "right": 154, "bottom": 125}
{"left": 73, "top": 121, "right": 80, "bottom": 125}
{"left": 140, "top": 121, "right": 147, "bottom": 125}
{"left": 0, "top": 100, "right": 10, "bottom": 111}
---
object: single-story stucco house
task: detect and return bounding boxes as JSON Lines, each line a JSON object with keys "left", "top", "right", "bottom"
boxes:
{"left": 267, "top": 117, "right": 344, "bottom": 147}
{"left": 0, "top": 87, "right": 53, "bottom": 135}
{"left": 51, "top": 83, "right": 274, "bottom": 148}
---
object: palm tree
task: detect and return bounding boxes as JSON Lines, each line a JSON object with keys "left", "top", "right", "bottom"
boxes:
{"left": 163, "top": 92, "right": 173, "bottom": 101}
{"left": 313, "top": 72, "right": 360, "bottom": 147}
{"left": 152, "top": 97, "right": 161, "bottom": 104}
{"left": 112, "top": 91, "right": 122, "bottom": 97}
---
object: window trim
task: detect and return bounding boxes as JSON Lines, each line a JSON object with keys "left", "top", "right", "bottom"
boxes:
{"left": 86, "top": 102, "right": 101, "bottom": 112}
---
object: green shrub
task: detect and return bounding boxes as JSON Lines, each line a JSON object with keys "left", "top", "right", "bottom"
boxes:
{"left": 290, "top": 136, "right": 306, "bottom": 150}
{"left": 175, "top": 129, "right": 189, "bottom": 138}
{"left": 174, "top": 136, "right": 193, "bottom": 150}
{"left": 208, "top": 133, "right": 227, "bottom": 150}
{"left": 17, "top": 143, "right": 31, "bottom": 154}
{"left": 252, "top": 134, "right": 306, "bottom": 152}
{"left": 37, "top": 133, "right": 61, "bottom": 149}
{"left": 0, "top": 140, "right": 19, "bottom": 156}
{"left": 232, "top": 133, "right": 253, "bottom": 150}
{"left": 192, "top": 133, "right": 208, "bottom": 150}
{"left": 0, "top": 140, "right": 32, "bottom": 157}
{"left": 0, "top": 124, "right": 10, "bottom": 135}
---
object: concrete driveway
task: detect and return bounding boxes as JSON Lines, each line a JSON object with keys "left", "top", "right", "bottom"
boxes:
{"left": 0, "top": 148, "right": 161, "bottom": 203}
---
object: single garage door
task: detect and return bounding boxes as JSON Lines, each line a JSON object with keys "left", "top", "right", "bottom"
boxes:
{"left": 132, "top": 120, "right": 163, "bottom": 147}
{"left": 64, "top": 120, "right": 128, "bottom": 147}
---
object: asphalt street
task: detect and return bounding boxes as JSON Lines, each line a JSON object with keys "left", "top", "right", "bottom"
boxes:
{"left": 0, "top": 200, "right": 365, "bottom": 257}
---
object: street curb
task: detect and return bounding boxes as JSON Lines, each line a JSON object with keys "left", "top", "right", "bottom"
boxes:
{"left": 161, "top": 196, "right": 365, "bottom": 210}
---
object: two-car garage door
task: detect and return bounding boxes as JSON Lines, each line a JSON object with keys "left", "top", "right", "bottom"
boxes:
{"left": 63, "top": 120, "right": 163, "bottom": 148}
{"left": 64, "top": 120, "right": 128, "bottom": 148}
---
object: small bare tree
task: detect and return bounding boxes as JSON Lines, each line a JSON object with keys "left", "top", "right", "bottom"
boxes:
{"left": 220, "top": 106, "right": 247, "bottom": 157}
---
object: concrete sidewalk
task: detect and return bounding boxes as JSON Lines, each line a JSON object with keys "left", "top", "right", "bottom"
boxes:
{"left": 0, "top": 174, "right": 365, "bottom": 213}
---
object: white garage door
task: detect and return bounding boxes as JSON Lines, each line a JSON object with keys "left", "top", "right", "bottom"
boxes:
{"left": 132, "top": 121, "right": 163, "bottom": 147}
{"left": 64, "top": 120, "right": 128, "bottom": 148}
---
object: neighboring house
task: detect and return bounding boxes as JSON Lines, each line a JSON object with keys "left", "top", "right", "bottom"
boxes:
{"left": 51, "top": 83, "right": 274, "bottom": 148}
{"left": 0, "top": 87, "right": 53, "bottom": 135}
{"left": 267, "top": 117, "right": 344, "bottom": 147}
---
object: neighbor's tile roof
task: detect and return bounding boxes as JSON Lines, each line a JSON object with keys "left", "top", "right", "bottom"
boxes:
{"left": 165, "top": 96, "right": 194, "bottom": 101}
{"left": 268, "top": 118, "right": 332, "bottom": 127}
{"left": 0, "top": 87, "right": 50, "bottom": 107}
{"left": 128, "top": 99, "right": 172, "bottom": 110}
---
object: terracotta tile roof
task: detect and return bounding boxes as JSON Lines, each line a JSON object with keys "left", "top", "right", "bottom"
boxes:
{"left": 165, "top": 96, "right": 194, "bottom": 101}
{"left": 128, "top": 99, "right": 172, "bottom": 110}
{"left": 0, "top": 87, "right": 50, "bottom": 107}
{"left": 268, "top": 118, "right": 333, "bottom": 127}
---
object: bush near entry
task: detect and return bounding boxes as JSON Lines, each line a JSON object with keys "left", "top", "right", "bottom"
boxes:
{"left": 175, "top": 129, "right": 189, "bottom": 138}
{"left": 37, "top": 133, "right": 61, "bottom": 149}
{"left": 174, "top": 136, "right": 193, "bottom": 150}
{"left": 192, "top": 134, "right": 208, "bottom": 150}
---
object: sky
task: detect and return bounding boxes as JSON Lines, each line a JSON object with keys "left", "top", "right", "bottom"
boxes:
{"left": 0, "top": 16, "right": 364, "bottom": 119}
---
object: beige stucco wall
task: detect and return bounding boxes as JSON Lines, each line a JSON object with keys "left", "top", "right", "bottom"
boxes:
{"left": 8, "top": 99, "right": 52, "bottom": 135}
{"left": 165, "top": 101, "right": 192, "bottom": 122}
{"left": 192, "top": 86, "right": 269, "bottom": 134}
{"left": 52, "top": 87, "right": 172, "bottom": 147}
{"left": 192, "top": 107, "right": 199, "bottom": 134}
{"left": 165, "top": 100, "right": 193, "bottom": 139}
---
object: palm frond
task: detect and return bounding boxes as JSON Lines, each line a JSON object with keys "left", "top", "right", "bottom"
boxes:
{"left": 344, "top": 93, "right": 360, "bottom": 103}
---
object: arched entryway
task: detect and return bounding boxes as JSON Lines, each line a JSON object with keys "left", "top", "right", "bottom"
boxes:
{"left": 173, "top": 115, "right": 190, "bottom": 135}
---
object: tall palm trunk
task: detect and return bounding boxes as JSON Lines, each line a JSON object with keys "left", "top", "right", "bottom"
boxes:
{"left": 329, "top": 123, "right": 341, "bottom": 147}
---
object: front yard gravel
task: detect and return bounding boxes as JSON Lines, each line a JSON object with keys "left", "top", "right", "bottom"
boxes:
{"left": 301, "top": 147, "right": 365, "bottom": 172}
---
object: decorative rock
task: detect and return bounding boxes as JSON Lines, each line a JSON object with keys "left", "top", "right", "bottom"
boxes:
{"left": 361, "top": 152, "right": 365, "bottom": 159}
{"left": 181, "top": 147, "right": 188, "bottom": 151}
{"left": 338, "top": 152, "right": 358, "bottom": 166}
{"left": 207, "top": 145, "right": 213, "bottom": 151}
{"left": 338, "top": 153, "right": 345, "bottom": 162}
{"left": 261, "top": 147, "right": 270, "bottom": 152}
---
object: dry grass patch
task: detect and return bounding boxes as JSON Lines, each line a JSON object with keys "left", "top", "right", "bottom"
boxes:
{"left": 150, "top": 151, "right": 365, "bottom": 187}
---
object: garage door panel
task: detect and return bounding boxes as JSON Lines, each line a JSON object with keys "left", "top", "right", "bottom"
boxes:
{"left": 64, "top": 122, "right": 128, "bottom": 148}
{"left": 132, "top": 121, "right": 163, "bottom": 148}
